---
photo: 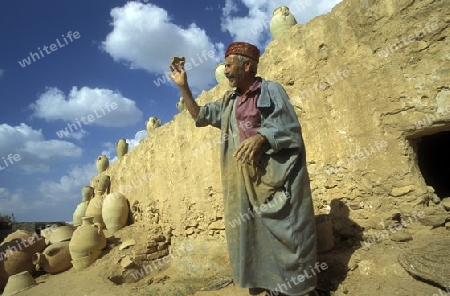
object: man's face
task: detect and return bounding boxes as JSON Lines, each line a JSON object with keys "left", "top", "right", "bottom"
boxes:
{"left": 224, "top": 55, "right": 245, "bottom": 88}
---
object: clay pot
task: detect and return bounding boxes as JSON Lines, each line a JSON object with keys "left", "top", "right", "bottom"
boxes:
{"left": 102, "top": 193, "right": 129, "bottom": 233}
{"left": 82, "top": 186, "right": 94, "bottom": 202}
{"left": 96, "top": 155, "right": 109, "bottom": 174}
{"left": 47, "top": 225, "right": 75, "bottom": 244}
{"left": 97, "top": 174, "right": 110, "bottom": 193}
{"left": 145, "top": 116, "right": 161, "bottom": 137}
{"left": 176, "top": 97, "right": 185, "bottom": 112}
{"left": 71, "top": 254, "right": 96, "bottom": 271}
{"left": 84, "top": 194, "right": 105, "bottom": 228}
{"left": 270, "top": 6, "right": 297, "bottom": 40}
{"left": 0, "top": 230, "right": 46, "bottom": 289}
{"left": 32, "top": 241, "right": 72, "bottom": 274}
{"left": 2, "top": 271, "right": 37, "bottom": 296}
{"left": 215, "top": 62, "right": 226, "bottom": 83}
{"left": 73, "top": 201, "right": 89, "bottom": 227}
{"left": 116, "top": 139, "right": 128, "bottom": 161}
{"left": 315, "top": 214, "right": 334, "bottom": 254}
{"left": 69, "top": 217, "right": 106, "bottom": 270}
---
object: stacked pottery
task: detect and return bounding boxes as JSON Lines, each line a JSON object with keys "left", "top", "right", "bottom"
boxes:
{"left": 96, "top": 155, "right": 109, "bottom": 174}
{"left": 84, "top": 176, "right": 109, "bottom": 229}
{"left": 0, "top": 230, "right": 46, "bottom": 289}
{"left": 215, "top": 62, "right": 226, "bottom": 83}
{"left": 270, "top": 6, "right": 297, "bottom": 40}
{"left": 116, "top": 139, "right": 128, "bottom": 161}
{"left": 73, "top": 186, "right": 94, "bottom": 226}
{"left": 69, "top": 217, "right": 106, "bottom": 270}
{"left": 32, "top": 241, "right": 72, "bottom": 274}
{"left": 2, "top": 271, "right": 37, "bottom": 296}
{"left": 102, "top": 193, "right": 129, "bottom": 233}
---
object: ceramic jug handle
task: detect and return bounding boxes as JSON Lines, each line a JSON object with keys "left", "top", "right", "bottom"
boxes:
{"left": 93, "top": 222, "right": 103, "bottom": 234}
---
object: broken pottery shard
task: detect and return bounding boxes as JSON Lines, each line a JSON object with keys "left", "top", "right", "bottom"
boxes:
{"left": 119, "top": 239, "right": 136, "bottom": 250}
{"left": 120, "top": 255, "right": 134, "bottom": 269}
{"left": 398, "top": 239, "right": 450, "bottom": 289}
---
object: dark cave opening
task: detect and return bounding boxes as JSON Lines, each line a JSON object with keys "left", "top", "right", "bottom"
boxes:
{"left": 416, "top": 131, "right": 450, "bottom": 198}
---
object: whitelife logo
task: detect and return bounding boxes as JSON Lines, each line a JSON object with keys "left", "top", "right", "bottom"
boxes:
{"left": 18, "top": 31, "right": 81, "bottom": 68}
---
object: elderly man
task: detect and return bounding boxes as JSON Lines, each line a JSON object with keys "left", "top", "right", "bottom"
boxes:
{"left": 169, "top": 42, "right": 317, "bottom": 296}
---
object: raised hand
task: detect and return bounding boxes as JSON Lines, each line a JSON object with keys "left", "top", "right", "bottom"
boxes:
{"left": 168, "top": 58, "right": 187, "bottom": 87}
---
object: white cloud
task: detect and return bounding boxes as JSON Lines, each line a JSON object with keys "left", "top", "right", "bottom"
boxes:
{"left": 38, "top": 163, "right": 97, "bottom": 202}
{"left": 61, "top": 129, "right": 87, "bottom": 140}
{"left": 102, "top": 2, "right": 224, "bottom": 92}
{"left": 221, "top": 0, "right": 343, "bottom": 49}
{"left": 129, "top": 130, "right": 147, "bottom": 149}
{"left": 0, "top": 123, "right": 82, "bottom": 173}
{"left": 30, "top": 86, "right": 143, "bottom": 128}
{"left": 0, "top": 69, "right": 4, "bottom": 78}
{"left": 0, "top": 188, "right": 47, "bottom": 219}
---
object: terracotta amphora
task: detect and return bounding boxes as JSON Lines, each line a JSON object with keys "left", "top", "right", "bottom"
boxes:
{"left": 102, "top": 193, "right": 129, "bottom": 233}
{"left": 2, "top": 271, "right": 37, "bottom": 296}
{"left": 145, "top": 116, "right": 161, "bottom": 137}
{"left": 73, "top": 201, "right": 89, "bottom": 227}
{"left": 69, "top": 217, "right": 106, "bottom": 270}
{"left": 96, "top": 155, "right": 109, "bottom": 174}
{"left": 215, "top": 62, "right": 226, "bottom": 83}
{"left": 97, "top": 174, "right": 110, "bottom": 193}
{"left": 32, "top": 241, "right": 72, "bottom": 274}
{"left": 47, "top": 225, "right": 75, "bottom": 244}
{"left": 176, "top": 97, "right": 185, "bottom": 112}
{"left": 116, "top": 139, "right": 129, "bottom": 161}
{"left": 81, "top": 186, "right": 94, "bottom": 202}
{"left": 84, "top": 193, "right": 106, "bottom": 228}
{"left": 270, "top": 6, "right": 297, "bottom": 40}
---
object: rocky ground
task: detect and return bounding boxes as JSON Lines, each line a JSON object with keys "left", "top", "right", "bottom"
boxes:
{"left": 10, "top": 210, "right": 449, "bottom": 296}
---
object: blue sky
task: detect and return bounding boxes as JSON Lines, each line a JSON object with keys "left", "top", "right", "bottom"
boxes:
{"left": 0, "top": 0, "right": 342, "bottom": 222}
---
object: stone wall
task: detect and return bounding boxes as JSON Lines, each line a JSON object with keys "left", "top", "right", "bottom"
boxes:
{"left": 98, "top": 0, "right": 449, "bottom": 276}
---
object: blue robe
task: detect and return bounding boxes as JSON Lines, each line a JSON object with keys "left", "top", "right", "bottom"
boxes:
{"left": 196, "top": 78, "right": 317, "bottom": 295}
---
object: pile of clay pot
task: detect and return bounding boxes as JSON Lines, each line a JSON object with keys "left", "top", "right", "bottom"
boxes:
{"left": 0, "top": 153, "right": 131, "bottom": 295}
{"left": 0, "top": 225, "right": 74, "bottom": 295}
{"left": 71, "top": 154, "right": 131, "bottom": 270}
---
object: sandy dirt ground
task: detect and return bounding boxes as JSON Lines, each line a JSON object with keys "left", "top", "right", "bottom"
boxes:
{"left": 6, "top": 219, "right": 447, "bottom": 296}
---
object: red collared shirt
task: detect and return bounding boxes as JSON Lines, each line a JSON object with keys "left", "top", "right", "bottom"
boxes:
{"left": 235, "top": 78, "right": 262, "bottom": 142}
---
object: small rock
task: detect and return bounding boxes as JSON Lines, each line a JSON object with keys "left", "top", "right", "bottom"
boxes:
{"left": 389, "top": 230, "right": 413, "bottom": 242}
{"left": 441, "top": 197, "right": 450, "bottom": 210}
{"left": 432, "top": 194, "right": 441, "bottom": 204}
{"left": 146, "top": 240, "right": 158, "bottom": 248}
{"left": 158, "top": 242, "right": 169, "bottom": 251}
{"left": 418, "top": 207, "right": 449, "bottom": 227}
{"left": 120, "top": 255, "right": 134, "bottom": 269}
{"left": 390, "top": 185, "right": 415, "bottom": 197}
{"left": 119, "top": 239, "right": 136, "bottom": 250}
{"left": 208, "top": 220, "right": 225, "bottom": 230}
{"left": 446, "top": 222, "right": 450, "bottom": 230}
{"left": 152, "top": 235, "right": 166, "bottom": 242}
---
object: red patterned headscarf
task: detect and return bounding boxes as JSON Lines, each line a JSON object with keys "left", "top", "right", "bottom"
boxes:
{"left": 225, "top": 42, "right": 260, "bottom": 62}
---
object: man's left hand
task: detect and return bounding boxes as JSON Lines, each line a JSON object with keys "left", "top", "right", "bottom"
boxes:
{"left": 233, "top": 134, "right": 267, "bottom": 165}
